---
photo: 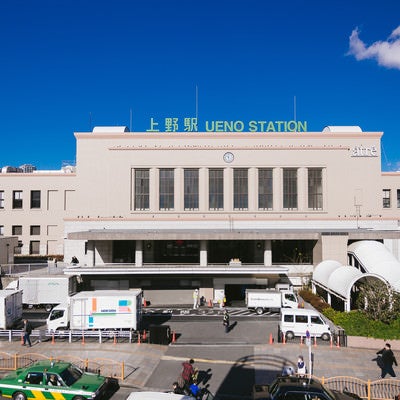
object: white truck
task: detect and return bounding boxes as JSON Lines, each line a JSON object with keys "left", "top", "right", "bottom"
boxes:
{"left": 0, "top": 290, "right": 23, "bottom": 329}
{"left": 246, "top": 289, "right": 298, "bottom": 314}
{"left": 46, "top": 289, "right": 143, "bottom": 331}
{"left": 5, "top": 275, "right": 78, "bottom": 312}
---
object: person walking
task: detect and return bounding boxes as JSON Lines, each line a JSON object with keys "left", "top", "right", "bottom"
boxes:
{"left": 193, "top": 289, "right": 199, "bottom": 309}
{"left": 377, "top": 343, "right": 398, "bottom": 378}
{"left": 297, "top": 355, "right": 306, "bottom": 377}
{"left": 22, "top": 319, "right": 33, "bottom": 347}
{"left": 223, "top": 309, "right": 230, "bottom": 333}
{"left": 180, "top": 358, "right": 195, "bottom": 392}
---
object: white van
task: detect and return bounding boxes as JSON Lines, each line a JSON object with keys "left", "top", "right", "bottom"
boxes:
{"left": 279, "top": 308, "right": 331, "bottom": 341}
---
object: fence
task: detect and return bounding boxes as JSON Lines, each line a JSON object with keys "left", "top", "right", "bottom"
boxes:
{"left": 0, "top": 329, "right": 140, "bottom": 344}
{"left": 0, "top": 351, "right": 125, "bottom": 381}
{"left": 319, "top": 375, "right": 400, "bottom": 400}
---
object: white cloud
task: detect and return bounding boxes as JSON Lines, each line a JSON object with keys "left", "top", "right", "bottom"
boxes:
{"left": 348, "top": 26, "right": 400, "bottom": 69}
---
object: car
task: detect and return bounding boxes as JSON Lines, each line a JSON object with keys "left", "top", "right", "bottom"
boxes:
{"left": 253, "top": 376, "right": 361, "bottom": 400}
{"left": 0, "top": 360, "right": 117, "bottom": 400}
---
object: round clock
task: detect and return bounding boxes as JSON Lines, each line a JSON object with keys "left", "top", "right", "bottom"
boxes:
{"left": 223, "top": 152, "right": 234, "bottom": 163}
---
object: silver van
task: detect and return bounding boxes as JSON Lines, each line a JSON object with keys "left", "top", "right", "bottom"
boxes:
{"left": 279, "top": 308, "right": 331, "bottom": 341}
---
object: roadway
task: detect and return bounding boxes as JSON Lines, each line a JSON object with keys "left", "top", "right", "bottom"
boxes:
{"left": 4, "top": 306, "right": 390, "bottom": 400}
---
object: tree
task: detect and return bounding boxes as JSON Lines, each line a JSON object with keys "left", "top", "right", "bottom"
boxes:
{"left": 355, "top": 280, "right": 400, "bottom": 324}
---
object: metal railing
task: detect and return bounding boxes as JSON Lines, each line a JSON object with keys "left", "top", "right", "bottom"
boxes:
{"left": 319, "top": 375, "right": 400, "bottom": 400}
{"left": 0, "top": 351, "right": 124, "bottom": 380}
{"left": 0, "top": 329, "right": 137, "bottom": 344}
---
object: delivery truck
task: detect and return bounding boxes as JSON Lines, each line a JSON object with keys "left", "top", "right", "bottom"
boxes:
{"left": 46, "top": 289, "right": 143, "bottom": 331}
{"left": 245, "top": 289, "right": 298, "bottom": 314}
{"left": 5, "top": 275, "right": 78, "bottom": 312}
{"left": 0, "top": 290, "right": 23, "bottom": 329}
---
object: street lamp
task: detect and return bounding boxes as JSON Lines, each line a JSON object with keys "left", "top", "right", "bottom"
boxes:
{"left": 6, "top": 243, "right": 9, "bottom": 264}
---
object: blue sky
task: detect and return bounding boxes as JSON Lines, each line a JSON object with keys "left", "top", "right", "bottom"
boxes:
{"left": 1, "top": 0, "right": 400, "bottom": 170}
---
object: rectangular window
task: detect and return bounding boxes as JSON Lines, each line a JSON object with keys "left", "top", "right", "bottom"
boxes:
{"left": 30, "top": 225, "right": 40, "bottom": 235}
{"left": 0, "top": 191, "right": 4, "bottom": 209}
{"left": 383, "top": 189, "right": 391, "bottom": 208}
{"left": 159, "top": 169, "right": 174, "bottom": 210}
{"left": 134, "top": 169, "right": 150, "bottom": 210}
{"left": 258, "top": 168, "right": 273, "bottom": 210}
{"left": 295, "top": 315, "right": 308, "bottom": 324}
{"left": 397, "top": 189, "right": 400, "bottom": 208}
{"left": 184, "top": 169, "right": 199, "bottom": 210}
{"left": 30, "top": 190, "right": 41, "bottom": 209}
{"left": 234, "top": 169, "right": 248, "bottom": 210}
{"left": 0, "top": 225, "right": 3, "bottom": 235}
{"left": 12, "top": 225, "right": 22, "bottom": 235}
{"left": 29, "top": 241, "right": 40, "bottom": 255}
{"left": 283, "top": 168, "right": 298, "bottom": 210}
{"left": 209, "top": 169, "right": 224, "bottom": 210}
{"left": 15, "top": 241, "right": 22, "bottom": 254}
{"left": 12, "top": 191, "right": 23, "bottom": 209}
{"left": 308, "top": 168, "right": 323, "bottom": 210}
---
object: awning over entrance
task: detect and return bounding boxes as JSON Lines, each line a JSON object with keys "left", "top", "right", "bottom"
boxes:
{"left": 67, "top": 228, "right": 400, "bottom": 241}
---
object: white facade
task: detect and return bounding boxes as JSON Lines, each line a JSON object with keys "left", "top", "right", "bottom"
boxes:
{"left": 1, "top": 126, "right": 400, "bottom": 304}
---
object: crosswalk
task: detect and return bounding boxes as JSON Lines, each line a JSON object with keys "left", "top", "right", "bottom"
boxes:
{"left": 142, "top": 306, "right": 278, "bottom": 318}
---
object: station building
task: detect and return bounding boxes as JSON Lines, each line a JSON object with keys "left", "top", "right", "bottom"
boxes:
{"left": 1, "top": 125, "right": 400, "bottom": 305}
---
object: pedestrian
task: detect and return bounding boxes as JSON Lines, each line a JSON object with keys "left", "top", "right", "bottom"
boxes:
{"left": 181, "top": 358, "right": 195, "bottom": 390}
{"left": 281, "top": 365, "right": 295, "bottom": 376}
{"left": 297, "top": 355, "right": 306, "bottom": 377}
{"left": 71, "top": 256, "right": 79, "bottom": 265}
{"left": 223, "top": 309, "right": 230, "bottom": 333}
{"left": 193, "top": 289, "right": 199, "bottom": 309}
{"left": 376, "top": 343, "right": 398, "bottom": 378}
{"left": 171, "top": 381, "right": 184, "bottom": 395}
{"left": 22, "top": 319, "right": 33, "bottom": 347}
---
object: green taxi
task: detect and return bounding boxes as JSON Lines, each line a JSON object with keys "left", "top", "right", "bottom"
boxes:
{"left": 0, "top": 360, "right": 113, "bottom": 400}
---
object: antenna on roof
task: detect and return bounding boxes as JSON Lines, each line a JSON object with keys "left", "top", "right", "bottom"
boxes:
{"left": 293, "top": 96, "right": 297, "bottom": 133}
{"left": 130, "top": 108, "right": 132, "bottom": 132}
{"left": 196, "top": 85, "right": 198, "bottom": 121}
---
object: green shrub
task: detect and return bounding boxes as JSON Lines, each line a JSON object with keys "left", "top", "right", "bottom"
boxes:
{"left": 298, "top": 289, "right": 400, "bottom": 339}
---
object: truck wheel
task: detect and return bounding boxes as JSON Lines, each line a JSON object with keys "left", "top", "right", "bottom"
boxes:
{"left": 321, "top": 332, "right": 331, "bottom": 341}
{"left": 255, "top": 307, "right": 264, "bottom": 315}
{"left": 45, "top": 304, "right": 53, "bottom": 312}
{"left": 285, "top": 331, "right": 295, "bottom": 340}
{"left": 13, "top": 392, "right": 27, "bottom": 400}
{"left": 72, "top": 396, "right": 85, "bottom": 400}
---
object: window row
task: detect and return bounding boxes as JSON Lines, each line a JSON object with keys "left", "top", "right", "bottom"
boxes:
{"left": 0, "top": 225, "right": 41, "bottom": 236}
{"left": 0, "top": 190, "right": 41, "bottom": 209}
{"left": 134, "top": 168, "right": 324, "bottom": 211}
{"left": 382, "top": 189, "right": 400, "bottom": 208}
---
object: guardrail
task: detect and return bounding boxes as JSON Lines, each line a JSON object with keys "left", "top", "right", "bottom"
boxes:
{"left": 0, "top": 351, "right": 125, "bottom": 380}
{"left": 0, "top": 329, "right": 139, "bottom": 344}
{"left": 319, "top": 375, "right": 400, "bottom": 400}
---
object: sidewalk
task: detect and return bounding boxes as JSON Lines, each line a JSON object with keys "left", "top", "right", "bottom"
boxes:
{"left": 1, "top": 320, "right": 399, "bottom": 391}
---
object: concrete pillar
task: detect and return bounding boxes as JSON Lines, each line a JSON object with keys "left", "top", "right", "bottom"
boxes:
{"left": 200, "top": 240, "right": 208, "bottom": 267}
{"left": 264, "top": 240, "right": 272, "bottom": 266}
{"left": 135, "top": 240, "right": 143, "bottom": 267}
{"left": 327, "top": 292, "right": 331, "bottom": 305}
{"left": 87, "top": 241, "right": 95, "bottom": 267}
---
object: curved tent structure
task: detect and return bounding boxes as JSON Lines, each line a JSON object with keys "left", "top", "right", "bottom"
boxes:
{"left": 313, "top": 260, "right": 342, "bottom": 288}
{"left": 312, "top": 257, "right": 389, "bottom": 311}
{"left": 348, "top": 241, "right": 400, "bottom": 291}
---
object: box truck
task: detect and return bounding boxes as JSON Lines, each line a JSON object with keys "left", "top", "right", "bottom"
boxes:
{"left": 46, "top": 289, "right": 143, "bottom": 331}
{"left": 5, "top": 275, "right": 78, "bottom": 312}
{"left": 0, "top": 290, "right": 23, "bottom": 329}
{"left": 245, "top": 289, "right": 298, "bottom": 314}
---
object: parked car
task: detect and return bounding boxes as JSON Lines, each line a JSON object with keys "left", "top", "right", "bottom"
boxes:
{"left": 253, "top": 376, "right": 361, "bottom": 400}
{"left": 0, "top": 360, "right": 117, "bottom": 400}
